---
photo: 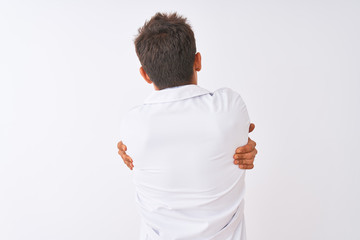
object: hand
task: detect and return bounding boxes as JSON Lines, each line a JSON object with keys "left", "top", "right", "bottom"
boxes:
{"left": 233, "top": 123, "right": 257, "bottom": 169}
{"left": 117, "top": 141, "right": 133, "bottom": 170}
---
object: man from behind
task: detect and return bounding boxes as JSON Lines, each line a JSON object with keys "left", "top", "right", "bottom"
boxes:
{"left": 120, "top": 12, "right": 253, "bottom": 240}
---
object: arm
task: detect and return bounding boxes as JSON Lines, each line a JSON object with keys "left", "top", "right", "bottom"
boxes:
{"left": 117, "top": 123, "right": 258, "bottom": 170}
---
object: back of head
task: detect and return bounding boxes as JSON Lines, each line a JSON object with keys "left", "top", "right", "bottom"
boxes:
{"left": 134, "top": 12, "right": 197, "bottom": 90}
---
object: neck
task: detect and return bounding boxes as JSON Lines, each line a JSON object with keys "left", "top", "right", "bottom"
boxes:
{"left": 153, "top": 74, "right": 198, "bottom": 91}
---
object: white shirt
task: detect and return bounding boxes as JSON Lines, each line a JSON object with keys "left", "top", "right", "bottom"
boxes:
{"left": 120, "top": 84, "right": 250, "bottom": 240}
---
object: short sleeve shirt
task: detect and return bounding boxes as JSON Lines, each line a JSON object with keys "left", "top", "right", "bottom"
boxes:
{"left": 121, "top": 84, "right": 250, "bottom": 240}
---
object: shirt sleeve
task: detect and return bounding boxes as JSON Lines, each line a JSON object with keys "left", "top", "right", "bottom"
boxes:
{"left": 217, "top": 87, "right": 251, "bottom": 126}
{"left": 232, "top": 90, "right": 251, "bottom": 126}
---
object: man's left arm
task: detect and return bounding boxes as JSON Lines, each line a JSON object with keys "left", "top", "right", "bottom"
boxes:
{"left": 117, "top": 123, "right": 258, "bottom": 170}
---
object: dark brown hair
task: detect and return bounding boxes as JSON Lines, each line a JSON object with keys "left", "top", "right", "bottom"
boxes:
{"left": 134, "top": 12, "right": 197, "bottom": 90}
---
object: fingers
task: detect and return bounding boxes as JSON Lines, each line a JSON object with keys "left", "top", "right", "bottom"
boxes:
{"left": 124, "top": 155, "right": 133, "bottom": 170}
{"left": 233, "top": 149, "right": 257, "bottom": 160}
{"left": 124, "top": 157, "right": 134, "bottom": 170}
{"left": 233, "top": 139, "right": 257, "bottom": 170}
{"left": 234, "top": 158, "right": 255, "bottom": 169}
{"left": 117, "top": 147, "right": 126, "bottom": 159}
{"left": 120, "top": 152, "right": 133, "bottom": 170}
{"left": 117, "top": 148, "right": 132, "bottom": 161}
{"left": 117, "top": 141, "right": 122, "bottom": 150}
{"left": 117, "top": 141, "right": 133, "bottom": 170}
{"left": 249, "top": 123, "right": 255, "bottom": 133}
{"left": 117, "top": 141, "right": 127, "bottom": 151}
{"left": 234, "top": 159, "right": 253, "bottom": 165}
{"left": 239, "top": 164, "right": 254, "bottom": 169}
{"left": 235, "top": 138, "right": 256, "bottom": 153}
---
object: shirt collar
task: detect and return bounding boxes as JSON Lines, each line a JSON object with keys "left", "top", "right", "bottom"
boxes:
{"left": 144, "top": 84, "right": 210, "bottom": 104}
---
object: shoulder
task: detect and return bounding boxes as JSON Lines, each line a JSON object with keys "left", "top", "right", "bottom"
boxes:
{"left": 214, "top": 87, "right": 242, "bottom": 97}
{"left": 212, "top": 87, "right": 246, "bottom": 106}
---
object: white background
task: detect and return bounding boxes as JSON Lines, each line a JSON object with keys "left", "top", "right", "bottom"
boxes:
{"left": 1, "top": 0, "right": 359, "bottom": 239}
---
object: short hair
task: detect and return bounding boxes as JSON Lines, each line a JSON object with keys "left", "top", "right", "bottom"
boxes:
{"left": 134, "top": 12, "right": 197, "bottom": 90}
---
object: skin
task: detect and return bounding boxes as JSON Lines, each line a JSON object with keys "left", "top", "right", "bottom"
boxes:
{"left": 118, "top": 52, "right": 258, "bottom": 170}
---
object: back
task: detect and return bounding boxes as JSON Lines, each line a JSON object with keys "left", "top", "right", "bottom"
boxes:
{"left": 120, "top": 85, "right": 250, "bottom": 240}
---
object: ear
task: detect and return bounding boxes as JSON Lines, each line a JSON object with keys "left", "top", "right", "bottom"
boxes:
{"left": 140, "top": 67, "right": 152, "bottom": 84}
{"left": 194, "top": 52, "right": 202, "bottom": 72}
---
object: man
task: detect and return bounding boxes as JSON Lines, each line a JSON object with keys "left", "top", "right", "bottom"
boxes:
{"left": 117, "top": 12, "right": 257, "bottom": 239}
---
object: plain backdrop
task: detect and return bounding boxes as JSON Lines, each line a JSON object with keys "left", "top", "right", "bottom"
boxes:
{"left": 1, "top": 0, "right": 359, "bottom": 239}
